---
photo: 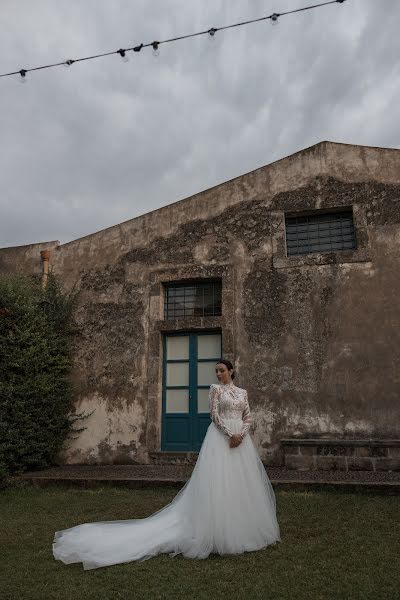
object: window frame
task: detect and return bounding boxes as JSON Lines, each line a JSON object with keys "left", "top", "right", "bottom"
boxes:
{"left": 272, "top": 203, "right": 371, "bottom": 269}
{"left": 284, "top": 206, "right": 357, "bottom": 257}
{"left": 163, "top": 278, "right": 222, "bottom": 320}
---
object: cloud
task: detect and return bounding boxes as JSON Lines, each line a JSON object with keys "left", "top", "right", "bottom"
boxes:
{"left": 0, "top": 0, "right": 399, "bottom": 246}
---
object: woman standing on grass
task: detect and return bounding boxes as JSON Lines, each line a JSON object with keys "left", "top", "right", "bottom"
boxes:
{"left": 53, "top": 359, "right": 281, "bottom": 569}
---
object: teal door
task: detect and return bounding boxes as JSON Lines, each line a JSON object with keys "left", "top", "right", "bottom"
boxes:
{"left": 162, "top": 331, "right": 222, "bottom": 451}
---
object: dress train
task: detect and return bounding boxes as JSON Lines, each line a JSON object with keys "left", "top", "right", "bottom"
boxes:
{"left": 53, "top": 419, "right": 280, "bottom": 569}
{"left": 53, "top": 383, "right": 281, "bottom": 570}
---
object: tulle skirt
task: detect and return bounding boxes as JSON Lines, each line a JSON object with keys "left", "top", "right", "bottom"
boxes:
{"left": 52, "top": 418, "right": 281, "bottom": 569}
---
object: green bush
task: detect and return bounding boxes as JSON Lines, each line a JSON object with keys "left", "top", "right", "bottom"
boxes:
{"left": 0, "top": 270, "right": 89, "bottom": 482}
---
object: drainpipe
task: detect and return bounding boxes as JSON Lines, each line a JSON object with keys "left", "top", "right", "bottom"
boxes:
{"left": 40, "top": 250, "right": 50, "bottom": 289}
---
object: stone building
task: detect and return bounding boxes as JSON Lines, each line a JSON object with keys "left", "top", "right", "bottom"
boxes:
{"left": 1, "top": 141, "right": 400, "bottom": 471}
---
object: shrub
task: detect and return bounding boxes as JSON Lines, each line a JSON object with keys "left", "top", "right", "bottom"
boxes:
{"left": 0, "top": 270, "right": 90, "bottom": 483}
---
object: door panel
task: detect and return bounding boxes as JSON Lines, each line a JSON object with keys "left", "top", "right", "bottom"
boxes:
{"left": 197, "top": 333, "right": 221, "bottom": 359}
{"left": 165, "top": 389, "right": 189, "bottom": 413}
{"left": 162, "top": 331, "right": 222, "bottom": 451}
{"left": 166, "top": 362, "right": 189, "bottom": 387}
{"left": 197, "top": 361, "right": 217, "bottom": 386}
{"left": 166, "top": 335, "right": 189, "bottom": 359}
{"left": 197, "top": 388, "right": 210, "bottom": 413}
{"left": 164, "top": 417, "right": 191, "bottom": 444}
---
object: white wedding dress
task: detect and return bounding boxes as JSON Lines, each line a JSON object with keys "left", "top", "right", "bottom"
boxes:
{"left": 52, "top": 382, "right": 281, "bottom": 569}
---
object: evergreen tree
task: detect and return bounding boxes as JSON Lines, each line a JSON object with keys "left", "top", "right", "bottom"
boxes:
{"left": 0, "top": 271, "right": 90, "bottom": 483}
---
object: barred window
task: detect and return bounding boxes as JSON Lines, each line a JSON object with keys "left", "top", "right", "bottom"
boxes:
{"left": 164, "top": 280, "right": 222, "bottom": 320}
{"left": 285, "top": 209, "right": 356, "bottom": 256}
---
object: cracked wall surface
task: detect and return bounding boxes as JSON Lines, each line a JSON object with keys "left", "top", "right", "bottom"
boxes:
{"left": 1, "top": 141, "right": 400, "bottom": 465}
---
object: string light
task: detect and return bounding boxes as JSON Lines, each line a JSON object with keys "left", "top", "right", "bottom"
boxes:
{"left": 117, "top": 49, "right": 129, "bottom": 62}
{"left": 0, "top": 0, "right": 348, "bottom": 81}
{"left": 208, "top": 27, "right": 218, "bottom": 41}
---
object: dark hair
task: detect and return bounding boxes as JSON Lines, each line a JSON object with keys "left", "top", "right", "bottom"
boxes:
{"left": 215, "top": 359, "right": 235, "bottom": 380}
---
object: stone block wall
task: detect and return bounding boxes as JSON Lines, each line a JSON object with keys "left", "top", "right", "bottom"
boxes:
{"left": 281, "top": 438, "right": 400, "bottom": 471}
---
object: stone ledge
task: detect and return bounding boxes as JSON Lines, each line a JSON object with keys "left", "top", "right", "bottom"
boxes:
{"left": 281, "top": 439, "right": 400, "bottom": 471}
{"left": 155, "top": 317, "right": 223, "bottom": 332}
{"left": 149, "top": 451, "right": 199, "bottom": 465}
{"left": 375, "top": 458, "right": 400, "bottom": 471}
{"left": 273, "top": 248, "right": 371, "bottom": 269}
{"left": 9, "top": 464, "right": 400, "bottom": 483}
{"left": 9, "top": 476, "right": 400, "bottom": 495}
{"left": 281, "top": 438, "right": 400, "bottom": 447}
{"left": 347, "top": 458, "right": 375, "bottom": 471}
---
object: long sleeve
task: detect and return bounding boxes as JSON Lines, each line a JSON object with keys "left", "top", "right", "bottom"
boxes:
{"left": 209, "top": 384, "right": 233, "bottom": 439}
{"left": 239, "top": 390, "right": 251, "bottom": 440}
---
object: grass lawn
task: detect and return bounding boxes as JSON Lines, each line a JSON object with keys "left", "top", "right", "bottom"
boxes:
{"left": 1, "top": 482, "right": 399, "bottom": 600}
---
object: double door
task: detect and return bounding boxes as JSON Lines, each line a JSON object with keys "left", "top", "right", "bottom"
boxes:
{"left": 162, "top": 331, "right": 222, "bottom": 451}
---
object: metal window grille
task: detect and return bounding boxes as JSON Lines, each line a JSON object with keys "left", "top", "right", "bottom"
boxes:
{"left": 164, "top": 280, "right": 222, "bottom": 320}
{"left": 285, "top": 209, "right": 356, "bottom": 256}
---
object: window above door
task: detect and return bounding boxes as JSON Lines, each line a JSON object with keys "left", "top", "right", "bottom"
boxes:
{"left": 163, "top": 279, "right": 222, "bottom": 320}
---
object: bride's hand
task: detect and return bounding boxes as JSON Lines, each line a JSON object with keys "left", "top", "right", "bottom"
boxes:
{"left": 229, "top": 434, "right": 242, "bottom": 448}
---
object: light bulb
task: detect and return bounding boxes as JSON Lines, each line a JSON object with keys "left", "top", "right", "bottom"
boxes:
{"left": 118, "top": 49, "right": 129, "bottom": 62}
{"left": 19, "top": 69, "right": 27, "bottom": 83}
{"left": 152, "top": 41, "right": 160, "bottom": 57}
{"left": 208, "top": 27, "right": 217, "bottom": 42}
{"left": 270, "top": 13, "right": 279, "bottom": 25}
{"left": 63, "top": 59, "right": 75, "bottom": 68}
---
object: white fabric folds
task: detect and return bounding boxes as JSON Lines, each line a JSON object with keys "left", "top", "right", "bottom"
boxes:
{"left": 53, "top": 395, "right": 281, "bottom": 570}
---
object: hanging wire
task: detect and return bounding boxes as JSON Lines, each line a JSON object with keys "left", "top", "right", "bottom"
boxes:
{"left": 0, "top": 0, "right": 348, "bottom": 81}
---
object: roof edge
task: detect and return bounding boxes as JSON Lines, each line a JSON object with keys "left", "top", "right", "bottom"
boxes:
{"left": 58, "top": 140, "right": 400, "bottom": 248}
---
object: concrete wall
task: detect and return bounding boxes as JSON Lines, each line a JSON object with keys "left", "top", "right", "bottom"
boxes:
{"left": 1, "top": 141, "right": 400, "bottom": 466}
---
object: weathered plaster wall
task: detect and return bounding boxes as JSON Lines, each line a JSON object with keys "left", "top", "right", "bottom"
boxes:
{"left": 240, "top": 177, "right": 400, "bottom": 463}
{"left": 1, "top": 141, "right": 400, "bottom": 465}
{"left": 0, "top": 240, "right": 60, "bottom": 275}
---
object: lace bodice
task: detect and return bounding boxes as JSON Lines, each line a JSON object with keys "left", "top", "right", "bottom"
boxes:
{"left": 208, "top": 382, "right": 251, "bottom": 440}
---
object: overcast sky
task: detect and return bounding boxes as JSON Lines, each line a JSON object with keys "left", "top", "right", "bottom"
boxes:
{"left": 1, "top": 0, "right": 399, "bottom": 247}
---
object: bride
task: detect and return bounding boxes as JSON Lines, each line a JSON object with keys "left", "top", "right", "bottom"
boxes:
{"left": 52, "top": 360, "right": 281, "bottom": 569}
